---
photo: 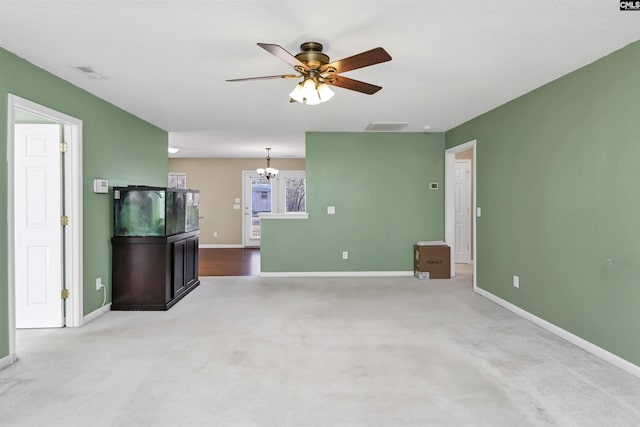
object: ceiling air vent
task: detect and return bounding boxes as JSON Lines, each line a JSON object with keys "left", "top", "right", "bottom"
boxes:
{"left": 365, "top": 122, "right": 409, "bottom": 131}
{"left": 72, "top": 65, "right": 105, "bottom": 79}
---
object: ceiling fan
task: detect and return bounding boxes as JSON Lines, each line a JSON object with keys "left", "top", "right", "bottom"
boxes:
{"left": 226, "top": 42, "right": 392, "bottom": 105}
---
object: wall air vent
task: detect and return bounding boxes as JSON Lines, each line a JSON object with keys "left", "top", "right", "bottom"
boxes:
{"left": 365, "top": 122, "right": 409, "bottom": 131}
{"left": 72, "top": 65, "right": 105, "bottom": 79}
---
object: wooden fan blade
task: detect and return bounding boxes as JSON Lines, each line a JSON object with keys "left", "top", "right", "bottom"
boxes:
{"left": 257, "top": 43, "right": 310, "bottom": 71}
{"left": 321, "top": 47, "right": 391, "bottom": 74}
{"left": 326, "top": 75, "right": 382, "bottom": 95}
{"left": 226, "top": 74, "right": 299, "bottom": 82}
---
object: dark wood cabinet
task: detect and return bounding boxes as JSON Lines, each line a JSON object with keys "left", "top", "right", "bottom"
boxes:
{"left": 111, "top": 230, "right": 200, "bottom": 310}
{"left": 172, "top": 234, "right": 199, "bottom": 299}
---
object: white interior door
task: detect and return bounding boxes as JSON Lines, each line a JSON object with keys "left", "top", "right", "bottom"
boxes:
{"left": 14, "top": 123, "right": 64, "bottom": 328}
{"left": 243, "top": 171, "right": 273, "bottom": 247}
{"left": 455, "top": 160, "right": 472, "bottom": 264}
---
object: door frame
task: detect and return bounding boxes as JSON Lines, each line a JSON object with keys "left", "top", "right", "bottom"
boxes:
{"left": 7, "top": 94, "right": 83, "bottom": 360}
{"left": 444, "top": 139, "right": 477, "bottom": 289}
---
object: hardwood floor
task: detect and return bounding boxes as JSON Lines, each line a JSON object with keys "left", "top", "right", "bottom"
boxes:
{"left": 198, "top": 248, "right": 260, "bottom": 276}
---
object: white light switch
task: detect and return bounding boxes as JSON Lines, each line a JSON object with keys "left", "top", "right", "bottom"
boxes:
{"left": 327, "top": 206, "right": 336, "bottom": 215}
{"left": 234, "top": 198, "right": 240, "bottom": 204}
{"left": 476, "top": 207, "right": 482, "bottom": 217}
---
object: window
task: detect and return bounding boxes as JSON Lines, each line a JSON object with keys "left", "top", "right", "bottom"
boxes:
{"left": 242, "top": 170, "right": 306, "bottom": 246}
{"left": 273, "top": 171, "right": 306, "bottom": 213}
{"left": 285, "top": 177, "right": 306, "bottom": 212}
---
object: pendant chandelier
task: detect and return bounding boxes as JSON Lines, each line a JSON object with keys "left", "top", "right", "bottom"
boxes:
{"left": 257, "top": 147, "right": 278, "bottom": 180}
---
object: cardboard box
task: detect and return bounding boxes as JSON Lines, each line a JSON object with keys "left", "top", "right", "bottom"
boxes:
{"left": 414, "top": 244, "right": 450, "bottom": 279}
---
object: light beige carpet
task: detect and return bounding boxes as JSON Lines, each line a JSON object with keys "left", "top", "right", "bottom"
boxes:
{"left": 1, "top": 270, "right": 639, "bottom": 426}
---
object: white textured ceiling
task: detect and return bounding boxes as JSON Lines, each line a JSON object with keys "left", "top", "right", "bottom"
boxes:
{"left": 1, "top": 1, "right": 639, "bottom": 158}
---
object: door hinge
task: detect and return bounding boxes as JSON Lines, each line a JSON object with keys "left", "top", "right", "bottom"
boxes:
{"left": 61, "top": 289, "right": 70, "bottom": 300}
{"left": 60, "top": 215, "right": 69, "bottom": 226}
{"left": 60, "top": 142, "right": 68, "bottom": 152}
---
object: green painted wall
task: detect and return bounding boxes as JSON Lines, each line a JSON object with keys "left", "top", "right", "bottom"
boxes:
{"left": 261, "top": 132, "right": 445, "bottom": 272}
{"left": 0, "top": 48, "right": 168, "bottom": 359}
{"left": 446, "top": 40, "right": 640, "bottom": 366}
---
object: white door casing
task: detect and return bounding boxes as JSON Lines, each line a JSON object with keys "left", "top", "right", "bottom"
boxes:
{"left": 455, "top": 160, "right": 472, "bottom": 264}
{"left": 14, "top": 124, "right": 64, "bottom": 328}
{"left": 7, "top": 94, "right": 83, "bottom": 367}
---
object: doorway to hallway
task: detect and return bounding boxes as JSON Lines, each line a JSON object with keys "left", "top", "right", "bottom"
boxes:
{"left": 444, "top": 140, "right": 477, "bottom": 287}
{"left": 455, "top": 159, "right": 472, "bottom": 264}
{"left": 7, "top": 95, "right": 83, "bottom": 365}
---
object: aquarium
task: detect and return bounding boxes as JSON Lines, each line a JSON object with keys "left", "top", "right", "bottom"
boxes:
{"left": 114, "top": 186, "right": 199, "bottom": 237}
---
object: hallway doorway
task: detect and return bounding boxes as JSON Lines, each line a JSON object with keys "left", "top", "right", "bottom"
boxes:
{"left": 444, "top": 140, "right": 477, "bottom": 288}
{"left": 7, "top": 95, "right": 83, "bottom": 364}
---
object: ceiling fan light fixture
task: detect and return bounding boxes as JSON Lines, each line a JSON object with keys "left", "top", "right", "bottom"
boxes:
{"left": 289, "top": 83, "right": 305, "bottom": 103}
{"left": 317, "top": 83, "right": 335, "bottom": 102}
{"left": 228, "top": 42, "right": 391, "bottom": 104}
{"left": 302, "top": 79, "right": 320, "bottom": 102}
{"left": 293, "top": 78, "right": 328, "bottom": 105}
{"left": 305, "top": 96, "right": 321, "bottom": 106}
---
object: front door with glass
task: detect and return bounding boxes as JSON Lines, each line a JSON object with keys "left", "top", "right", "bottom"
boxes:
{"left": 243, "top": 173, "right": 272, "bottom": 247}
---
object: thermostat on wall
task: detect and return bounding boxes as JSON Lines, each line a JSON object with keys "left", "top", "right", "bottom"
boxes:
{"left": 93, "top": 178, "right": 109, "bottom": 194}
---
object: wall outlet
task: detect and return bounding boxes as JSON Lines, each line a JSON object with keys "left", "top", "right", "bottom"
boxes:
{"left": 96, "top": 277, "right": 103, "bottom": 290}
{"left": 513, "top": 275, "right": 520, "bottom": 288}
{"left": 342, "top": 251, "right": 349, "bottom": 260}
{"left": 328, "top": 206, "right": 336, "bottom": 215}
{"left": 213, "top": 231, "right": 218, "bottom": 238}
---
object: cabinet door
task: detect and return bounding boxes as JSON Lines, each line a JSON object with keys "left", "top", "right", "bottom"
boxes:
{"left": 173, "top": 240, "right": 186, "bottom": 297}
{"left": 184, "top": 236, "right": 199, "bottom": 287}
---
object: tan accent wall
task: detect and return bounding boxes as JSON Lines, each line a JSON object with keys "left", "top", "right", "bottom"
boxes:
{"left": 455, "top": 149, "right": 474, "bottom": 260}
{"left": 169, "top": 158, "right": 306, "bottom": 245}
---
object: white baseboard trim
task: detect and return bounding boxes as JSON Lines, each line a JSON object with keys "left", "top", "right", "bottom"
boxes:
{"left": 259, "top": 213, "right": 309, "bottom": 220}
{"left": 0, "top": 353, "right": 17, "bottom": 370}
{"left": 83, "top": 303, "right": 111, "bottom": 325}
{"left": 199, "top": 244, "right": 244, "bottom": 249}
{"left": 260, "top": 271, "right": 414, "bottom": 278}
{"left": 475, "top": 287, "right": 640, "bottom": 379}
